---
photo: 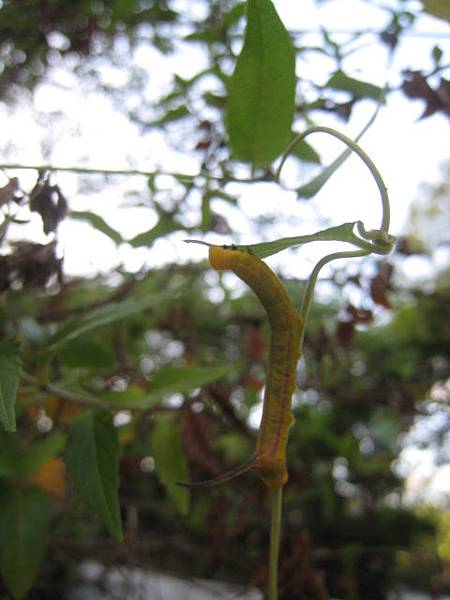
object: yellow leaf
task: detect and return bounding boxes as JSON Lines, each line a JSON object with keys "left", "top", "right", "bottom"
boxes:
{"left": 30, "top": 457, "right": 65, "bottom": 498}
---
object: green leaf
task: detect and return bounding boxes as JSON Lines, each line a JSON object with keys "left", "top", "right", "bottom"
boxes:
{"left": 152, "top": 105, "right": 190, "bottom": 126}
{"left": 48, "top": 288, "right": 176, "bottom": 352}
{"left": 19, "top": 433, "right": 67, "bottom": 477}
{"left": 200, "top": 193, "right": 213, "bottom": 231}
{"left": 65, "top": 411, "right": 122, "bottom": 541}
{"left": 184, "top": 29, "right": 221, "bottom": 44}
{"left": 59, "top": 336, "right": 115, "bottom": 369}
{"left": 227, "top": 0, "right": 296, "bottom": 166}
{"left": 203, "top": 92, "right": 226, "bottom": 109}
{"left": 370, "top": 409, "right": 401, "bottom": 452}
{"left": 106, "top": 364, "right": 233, "bottom": 409}
{"left": 128, "top": 215, "right": 183, "bottom": 247}
{"left": 113, "top": 0, "right": 138, "bottom": 20}
{"left": 297, "top": 147, "right": 353, "bottom": 198}
{"left": 325, "top": 70, "right": 382, "bottom": 100}
{"left": 0, "top": 430, "right": 21, "bottom": 477}
{"left": 151, "top": 414, "right": 189, "bottom": 514}
{"left": 423, "top": 0, "right": 450, "bottom": 21}
{"left": 96, "top": 385, "right": 150, "bottom": 407}
{"left": 289, "top": 135, "right": 321, "bottom": 164}
{"left": 69, "top": 211, "right": 123, "bottom": 244}
{"left": 223, "top": 2, "right": 246, "bottom": 28}
{"left": 149, "top": 364, "right": 232, "bottom": 399}
{"left": 200, "top": 190, "right": 237, "bottom": 231}
{"left": 0, "top": 338, "right": 22, "bottom": 432}
{"left": 0, "top": 486, "right": 49, "bottom": 599}
{"left": 242, "top": 222, "right": 367, "bottom": 259}
{"left": 208, "top": 189, "right": 239, "bottom": 205}
{"left": 184, "top": 4, "right": 245, "bottom": 43}
{"left": 432, "top": 45, "right": 443, "bottom": 66}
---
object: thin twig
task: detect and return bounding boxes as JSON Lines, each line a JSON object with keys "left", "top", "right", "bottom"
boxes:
{"left": 268, "top": 486, "right": 283, "bottom": 600}
{"left": 20, "top": 371, "right": 175, "bottom": 413}
{"left": 0, "top": 162, "right": 271, "bottom": 185}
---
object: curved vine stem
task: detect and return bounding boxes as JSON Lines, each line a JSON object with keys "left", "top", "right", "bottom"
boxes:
{"left": 298, "top": 248, "right": 370, "bottom": 344}
{"left": 275, "top": 124, "right": 394, "bottom": 332}
{"left": 276, "top": 126, "right": 391, "bottom": 234}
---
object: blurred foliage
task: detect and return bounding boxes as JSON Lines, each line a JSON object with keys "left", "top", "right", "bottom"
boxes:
{"left": 404, "top": 161, "right": 450, "bottom": 255}
{"left": 0, "top": 221, "right": 449, "bottom": 597}
{"left": 0, "top": 0, "right": 180, "bottom": 99}
{"left": 0, "top": 0, "right": 450, "bottom": 598}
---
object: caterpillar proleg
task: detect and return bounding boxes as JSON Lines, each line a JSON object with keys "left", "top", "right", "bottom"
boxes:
{"left": 182, "top": 242, "right": 302, "bottom": 489}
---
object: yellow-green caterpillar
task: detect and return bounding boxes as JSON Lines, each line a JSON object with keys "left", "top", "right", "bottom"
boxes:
{"left": 183, "top": 243, "right": 302, "bottom": 489}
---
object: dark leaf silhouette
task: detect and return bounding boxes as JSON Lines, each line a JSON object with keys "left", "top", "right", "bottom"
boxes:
{"left": 29, "top": 172, "right": 68, "bottom": 234}
{"left": 0, "top": 178, "right": 20, "bottom": 208}
{"left": 370, "top": 263, "right": 394, "bottom": 308}
{"left": 401, "top": 70, "right": 450, "bottom": 119}
{"left": 2, "top": 241, "right": 62, "bottom": 289}
{"left": 336, "top": 303, "right": 373, "bottom": 348}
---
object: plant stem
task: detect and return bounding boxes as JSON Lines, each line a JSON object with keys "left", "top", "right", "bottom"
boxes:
{"left": 20, "top": 371, "right": 178, "bottom": 413}
{"left": 268, "top": 485, "right": 283, "bottom": 600}
{"left": 276, "top": 113, "right": 391, "bottom": 235}
{"left": 0, "top": 162, "right": 269, "bottom": 185}
{"left": 298, "top": 248, "right": 370, "bottom": 345}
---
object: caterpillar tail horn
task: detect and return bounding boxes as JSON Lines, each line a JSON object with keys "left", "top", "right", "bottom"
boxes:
{"left": 177, "top": 456, "right": 257, "bottom": 488}
{"left": 184, "top": 239, "right": 211, "bottom": 247}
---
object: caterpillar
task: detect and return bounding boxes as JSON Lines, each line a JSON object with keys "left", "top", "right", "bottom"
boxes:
{"left": 183, "top": 242, "right": 302, "bottom": 489}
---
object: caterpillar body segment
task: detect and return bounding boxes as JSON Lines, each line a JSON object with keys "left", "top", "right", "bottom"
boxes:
{"left": 190, "top": 244, "right": 302, "bottom": 489}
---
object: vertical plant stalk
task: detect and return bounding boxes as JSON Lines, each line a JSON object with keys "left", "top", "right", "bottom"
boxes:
{"left": 264, "top": 126, "right": 395, "bottom": 600}
{"left": 268, "top": 485, "right": 283, "bottom": 600}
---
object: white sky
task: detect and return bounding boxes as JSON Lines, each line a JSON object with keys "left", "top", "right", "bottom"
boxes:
{"left": 1, "top": 0, "right": 449, "bottom": 503}
{"left": 1, "top": 0, "right": 448, "bottom": 276}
